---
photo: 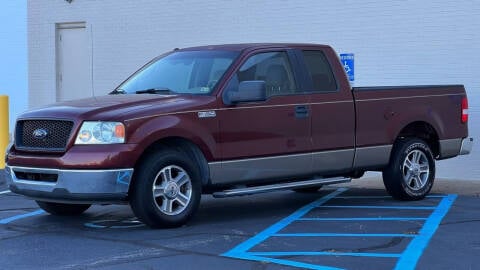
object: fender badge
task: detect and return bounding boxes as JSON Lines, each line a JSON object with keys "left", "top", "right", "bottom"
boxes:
{"left": 198, "top": 111, "right": 216, "bottom": 118}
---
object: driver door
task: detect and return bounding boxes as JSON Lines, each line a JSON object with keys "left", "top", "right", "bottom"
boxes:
{"left": 211, "top": 50, "right": 312, "bottom": 184}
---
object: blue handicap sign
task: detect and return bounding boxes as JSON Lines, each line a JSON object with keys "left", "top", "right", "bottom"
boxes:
{"left": 340, "top": 53, "right": 354, "bottom": 81}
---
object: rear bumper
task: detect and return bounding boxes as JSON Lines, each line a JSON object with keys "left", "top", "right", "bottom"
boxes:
{"left": 459, "top": 137, "right": 474, "bottom": 155}
{"left": 5, "top": 166, "right": 133, "bottom": 204}
{"left": 439, "top": 137, "right": 474, "bottom": 159}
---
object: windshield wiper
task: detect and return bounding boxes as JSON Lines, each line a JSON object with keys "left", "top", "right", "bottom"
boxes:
{"left": 135, "top": 88, "right": 175, "bottom": 95}
{"left": 110, "top": 88, "right": 127, "bottom": 95}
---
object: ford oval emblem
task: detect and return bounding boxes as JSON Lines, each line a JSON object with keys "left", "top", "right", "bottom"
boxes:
{"left": 33, "top": 128, "right": 48, "bottom": 140}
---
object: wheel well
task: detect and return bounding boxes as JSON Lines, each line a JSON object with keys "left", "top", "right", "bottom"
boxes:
{"left": 132, "top": 137, "right": 210, "bottom": 190}
{"left": 396, "top": 122, "right": 440, "bottom": 158}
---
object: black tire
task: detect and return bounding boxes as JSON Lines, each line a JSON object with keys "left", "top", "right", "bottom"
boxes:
{"left": 130, "top": 148, "right": 202, "bottom": 228}
{"left": 36, "top": 201, "right": 91, "bottom": 216}
{"left": 382, "top": 138, "right": 435, "bottom": 200}
{"left": 293, "top": 186, "right": 323, "bottom": 193}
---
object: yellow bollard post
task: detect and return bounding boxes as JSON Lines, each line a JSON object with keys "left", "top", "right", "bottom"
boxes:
{"left": 0, "top": 95, "right": 9, "bottom": 169}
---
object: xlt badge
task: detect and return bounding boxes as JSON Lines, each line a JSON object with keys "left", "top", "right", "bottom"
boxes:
{"left": 198, "top": 111, "right": 216, "bottom": 118}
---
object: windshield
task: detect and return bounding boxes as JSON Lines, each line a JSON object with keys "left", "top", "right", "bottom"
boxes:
{"left": 117, "top": 50, "right": 239, "bottom": 95}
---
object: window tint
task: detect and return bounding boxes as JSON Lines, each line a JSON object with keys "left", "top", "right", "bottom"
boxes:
{"left": 302, "top": 50, "right": 337, "bottom": 92}
{"left": 226, "top": 51, "right": 297, "bottom": 98}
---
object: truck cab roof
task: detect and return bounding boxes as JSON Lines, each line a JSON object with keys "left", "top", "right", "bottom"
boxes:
{"left": 177, "top": 43, "right": 332, "bottom": 52}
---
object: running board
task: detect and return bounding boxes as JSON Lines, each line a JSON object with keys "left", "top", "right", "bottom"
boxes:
{"left": 212, "top": 177, "right": 351, "bottom": 198}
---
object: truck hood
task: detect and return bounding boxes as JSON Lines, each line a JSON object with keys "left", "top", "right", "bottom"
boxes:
{"left": 19, "top": 94, "right": 216, "bottom": 121}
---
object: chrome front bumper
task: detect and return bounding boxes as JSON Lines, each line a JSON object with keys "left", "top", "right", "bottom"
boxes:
{"left": 5, "top": 166, "right": 133, "bottom": 203}
{"left": 459, "top": 137, "right": 474, "bottom": 155}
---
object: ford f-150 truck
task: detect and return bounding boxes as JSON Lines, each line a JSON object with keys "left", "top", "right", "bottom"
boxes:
{"left": 5, "top": 43, "right": 473, "bottom": 228}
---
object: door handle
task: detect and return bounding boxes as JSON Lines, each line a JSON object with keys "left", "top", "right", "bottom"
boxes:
{"left": 295, "top": 105, "right": 309, "bottom": 118}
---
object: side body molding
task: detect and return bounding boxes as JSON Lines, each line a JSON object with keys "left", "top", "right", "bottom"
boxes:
{"left": 209, "top": 148, "right": 369, "bottom": 185}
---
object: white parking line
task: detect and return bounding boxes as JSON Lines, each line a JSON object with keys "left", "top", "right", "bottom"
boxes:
{"left": 0, "top": 190, "right": 11, "bottom": 195}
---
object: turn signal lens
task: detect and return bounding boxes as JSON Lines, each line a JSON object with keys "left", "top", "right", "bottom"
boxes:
{"left": 115, "top": 124, "right": 125, "bottom": 138}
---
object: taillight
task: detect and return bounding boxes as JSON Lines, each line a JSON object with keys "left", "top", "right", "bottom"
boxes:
{"left": 461, "top": 97, "right": 468, "bottom": 123}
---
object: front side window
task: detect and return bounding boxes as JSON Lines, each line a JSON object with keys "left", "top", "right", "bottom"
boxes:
{"left": 302, "top": 50, "right": 337, "bottom": 92}
{"left": 117, "top": 50, "right": 239, "bottom": 95}
{"left": 225, "top": 51, "right": 297, "bottom": 98}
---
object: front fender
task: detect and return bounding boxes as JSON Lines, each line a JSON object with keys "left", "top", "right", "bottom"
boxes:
{"left": 126, "top": 113, "right": 218, "bottom": 161}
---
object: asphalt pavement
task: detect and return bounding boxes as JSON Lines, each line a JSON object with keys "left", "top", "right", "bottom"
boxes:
{"left": 0, "top": 169, "right": 479, "bottom": 270}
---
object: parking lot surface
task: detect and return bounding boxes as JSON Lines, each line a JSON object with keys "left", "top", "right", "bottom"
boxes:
{"left": 1, "top": 170, "right": 479, "bottom": 270}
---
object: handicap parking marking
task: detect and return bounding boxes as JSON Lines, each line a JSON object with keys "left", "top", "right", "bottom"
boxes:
{"left": 223, "top": 189, "right": 457, "bottom": 270}
{"left": 298, "top": 217, "right": 428, "bottom": 221}
{"left": 273, "top": 233, "right": 416, "bottom": 238}
{"left": 394, "top": 194, "right": 457, "bottom": 270}
{"left": 223, "top": 188, "right": 348, "bottom": 270}
{"left": 247, "top": 251, "right": 401, "bottom": 258}
{"left": 333, "top": 195, "right": 447, "bottom": 199}
{"left": 318, "top": 205, "right": 437, "bottom": 210}
{"left": 0, "top": 190, "right": 11, "bottom": 195}
{"left": 0, "top": 209, "right": 45, "bottom": 225}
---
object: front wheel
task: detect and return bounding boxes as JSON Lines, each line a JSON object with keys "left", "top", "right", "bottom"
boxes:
{"left": 382, "top": 138, "right": 435, "bottom": 200}
{"left": 130, "top": 148, "right": 202, "bottom": 228}
{"left": 36, "top": 201, "right": 91, "bottom": 216}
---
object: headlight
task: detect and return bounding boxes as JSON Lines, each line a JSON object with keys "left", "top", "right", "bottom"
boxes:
{"left": 75, "top": 121, "right": 125, "bottom": 144}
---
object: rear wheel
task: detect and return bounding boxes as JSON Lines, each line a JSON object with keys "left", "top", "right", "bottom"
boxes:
{"left": 130, "top": 148, "right": 202, "bottom": 228}
{"left": 36, "top": 201, "right": 91, "bottom": 216}
{"left": 382, "top": 138, "right": 435, "bottom": 200}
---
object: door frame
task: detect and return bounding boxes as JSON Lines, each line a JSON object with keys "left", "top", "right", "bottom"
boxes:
{"left": 55, "top": 22, "right": 90, "bottom": 102}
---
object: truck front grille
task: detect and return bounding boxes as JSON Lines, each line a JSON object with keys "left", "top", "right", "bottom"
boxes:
{"left": 15, "top": 120, "right": 74, "bottom": 152}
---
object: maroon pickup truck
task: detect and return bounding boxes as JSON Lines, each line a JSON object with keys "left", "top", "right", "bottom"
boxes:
{"left": 5, "top": 43, "right": 473, "bottom": 228}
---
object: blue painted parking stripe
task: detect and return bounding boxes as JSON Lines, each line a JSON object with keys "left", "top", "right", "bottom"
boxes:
{"left": 248, "top": 251, "right": 401, "bottom": 258}
{"left": 426, "top": 195, "right": 447, "bottom": 198}
{"left": 335, "top": 196, "right": 393, "bottom": 199}
{"left": 334, "top": 195, "right": 446, "bottom": 199}
{"left": 319, "top": 205, "right": 436, "bottom": 210}
{"left": 223, "top": 190, "right": 456, "bottom": 270}
{"left": 394, "top": 194, "right": 457, "bottom": 270}
{"left": 84, "top": 222, "right": 106, "bottom": 229}
{"left": 222, "top": 188, "right": 347, "bottom": 259}
{"left": 298, "top": 217, "right": 427, "bottom": 221}
{"left": 239, "top": 253, "right": 344, "bottom": 270}
{"left": 0, "top": 210, "right": 45, "bottom": 224}
{"left": 274, "top": 233, "right": 416, "bottom": 238}
{"left": 0, "top": 190, "right": 11, "bottom": 195}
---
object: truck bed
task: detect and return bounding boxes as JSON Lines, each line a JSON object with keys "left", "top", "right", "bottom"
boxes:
{"left": 353, "top": 84, "right": 468, "bottom": 163}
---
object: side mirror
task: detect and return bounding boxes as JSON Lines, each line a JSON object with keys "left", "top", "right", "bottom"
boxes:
{"left": 226, "top": 81, "right": 266, "bottom": 104}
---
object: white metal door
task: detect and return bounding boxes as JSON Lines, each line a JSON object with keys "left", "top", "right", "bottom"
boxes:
{"left": 56, "top": 23, "right": 91, "bottom": 102}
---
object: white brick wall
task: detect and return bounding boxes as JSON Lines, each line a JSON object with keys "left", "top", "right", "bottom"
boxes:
{"left": 0, "top": 1, "right": 27, "bottom": 135}
{"left": 28, "top": 0, "right": 480, "bottom": 179}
